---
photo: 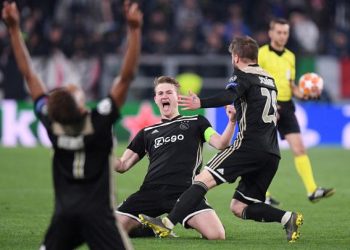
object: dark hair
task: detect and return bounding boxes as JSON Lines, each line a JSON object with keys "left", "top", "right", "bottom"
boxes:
{"left": 153, "top": 76, "right": 180, "bottom": 93}
{"left": 228, "top": 36, "right": 259, "bottom": 62}
{"left": 48, "top": 88, "right": 84, "bottom": 125}
{"left": 269, "top": 18, "right": 289, "bottom": 29}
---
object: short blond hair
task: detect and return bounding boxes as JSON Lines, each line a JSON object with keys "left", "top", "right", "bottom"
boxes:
{"left": 154, "top": 76, "right": 180, "bottom": 93}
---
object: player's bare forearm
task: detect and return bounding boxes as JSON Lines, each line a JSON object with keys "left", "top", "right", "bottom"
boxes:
{"left": 222, "top": 105, "right": 236, "bottom": 146}
{"left": 110, "top": 2, "right": 142, "bottom": 108}
{"left": 115, "top": 149, "right": 140, "bottom": 173}
{"left": 4, "top": 2, "right": 46, "bottom": 100}
{"left": 211, "top": 105, "right": 236, "bottom": 149}
{"left": 8, "top": 27, "right": 46, "bottom": 99}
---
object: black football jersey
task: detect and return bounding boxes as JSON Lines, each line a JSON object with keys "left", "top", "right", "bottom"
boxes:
{"left": 128, "top": 115, "right": 212, "bottom": 187}
{"left": 34, "top": 95, "right": 120, "bottom": 211}
{"left": 227, "top": 65, "right": 280, "bottom": 157}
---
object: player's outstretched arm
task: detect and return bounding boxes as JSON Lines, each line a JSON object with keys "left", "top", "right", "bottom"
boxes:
{"left": 110, "top": 1, "right": 143, "bottom": 108}
{"left": 2, "top": 1, "right": 46, "bottom": 100}
{"left": 178, "top": 89, "right": 235, "bottom": 110}
{"left": 208, "top": 105, "right": 236, "bottom": 149}
{"left": 114, "top": 149, "right": 140, "bottom": 173}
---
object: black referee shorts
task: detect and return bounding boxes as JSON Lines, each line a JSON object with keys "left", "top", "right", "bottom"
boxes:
{"left": 42, "top": 208, "right": 126, "bottom": 250}
{"left": 277, "top": 100, "right": 301, "bottom": 139}
{"left": 116, "top": 184, "right": 213, "bottom": 228}
{"left": 205, "top": 147, "right": 280, "bottom": 204}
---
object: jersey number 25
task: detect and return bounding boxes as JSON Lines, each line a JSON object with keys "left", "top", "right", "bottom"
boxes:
{"left": 261, "top": 87, "right": 277, "bottom": 125}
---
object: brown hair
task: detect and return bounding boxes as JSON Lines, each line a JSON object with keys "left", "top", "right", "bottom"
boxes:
{"left": 153, "top": 76, "right": 180, "bottom": 93}
{"left": 48, "top": 88, "right": 84, "bottom": 125}
{"left": 228, "top": 36, "right": 259, "bottom": 63}
{"left": 269, "top": 18, "right": 289, "bottom": 30}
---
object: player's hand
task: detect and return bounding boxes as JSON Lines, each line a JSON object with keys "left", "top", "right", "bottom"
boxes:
{"left": 2, "top": 1, "right": 20, "bottom": 28}
{"left": 124, "top": 0, "right": 143, "bottom": 30}
{"left": 225, "top": 105, "right": 236, "bottom": 123}
{"left": 178, "top": 91, "right": 201, "bottom": 110}
{"left": 114, "top": 158, "right": 123, "bottom": 172}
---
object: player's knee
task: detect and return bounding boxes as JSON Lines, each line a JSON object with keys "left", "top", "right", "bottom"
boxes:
{"left": 291, "top": 142, "right": 306, "bottom": 155}
{"left": 203, "top": 228, "right": 226, "bottom": 240}
{"left": 230, "top": 204, "right": 243, "bottom": 218}
{"left": 294, "top": 147, "right": 306, "bottom": 156}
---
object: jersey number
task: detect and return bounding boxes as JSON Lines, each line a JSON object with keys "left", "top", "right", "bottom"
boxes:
{"left": 73, "top": 151, "right": 85, "bottom": 179}
{"left": 261, "top": 87, "right": 277, "bottom": 125}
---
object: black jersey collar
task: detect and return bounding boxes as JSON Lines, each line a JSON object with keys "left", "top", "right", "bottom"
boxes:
{"left": 161, "top": 115, "right": 182, "bottom": 122}
{"left": 269, "top": 44, "right": 285, "bottom": 56}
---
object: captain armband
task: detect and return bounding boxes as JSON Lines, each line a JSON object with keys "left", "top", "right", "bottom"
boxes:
{"left": 204, "top": 127, "right": 217, "bottom": 142}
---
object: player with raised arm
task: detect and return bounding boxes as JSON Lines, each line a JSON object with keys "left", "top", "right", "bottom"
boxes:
{"left": 140, "top": 36, "right": 303, "bottom": 243}
{"left": 115, "top": 76, "right": 236, "bottom": 240}
{"left": 2, "top": 1, "right": 142, "bottom": 249}
{"left": 259, "top": 18, "right": 334, "bottom": 204}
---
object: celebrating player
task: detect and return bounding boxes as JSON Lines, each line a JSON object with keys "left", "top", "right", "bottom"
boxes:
{"left": 139, "top": 36, "right": 304, "bottom": 243}
{"left": 115, "top": 76, "right": 237, "bottom": 240}
{"left": 258, "top": 18, "right": 335, "bottom": 204}
{"left": 2, "top": 1, "right": 142, "bottom": 249}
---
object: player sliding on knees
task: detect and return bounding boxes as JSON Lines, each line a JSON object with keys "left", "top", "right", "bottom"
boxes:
{"left": 115, "top": 76, "right": 237, "bottom": 240}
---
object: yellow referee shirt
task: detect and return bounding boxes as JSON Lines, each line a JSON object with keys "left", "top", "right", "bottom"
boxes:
{"left": 258, "top": 44, "right": 296, "bottom": 101}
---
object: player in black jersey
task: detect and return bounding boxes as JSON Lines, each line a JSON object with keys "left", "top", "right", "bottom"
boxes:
{"left": 140, "top": 37, "right": 304, "bottom": 243}
{"left": 3, "top": 1, "right": 142, "bottom": 249}
{"left": 115, "top": 76, "right": 237, "bottom": 240}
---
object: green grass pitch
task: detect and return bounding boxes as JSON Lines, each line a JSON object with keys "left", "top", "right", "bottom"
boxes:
{"left": 0, "top": 145, "right": 349, "bottom": 249}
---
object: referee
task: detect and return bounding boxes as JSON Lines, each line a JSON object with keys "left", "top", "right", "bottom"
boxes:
{"left": 258, "top": 18, "right": 335, "bottom": 204}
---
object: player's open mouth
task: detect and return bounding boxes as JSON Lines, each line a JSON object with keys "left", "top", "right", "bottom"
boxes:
{"left": 162, "top": 101, "right": 170, "bottom": 111}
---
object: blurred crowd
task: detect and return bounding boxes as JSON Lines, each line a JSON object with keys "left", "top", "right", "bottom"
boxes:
{"left": 0, "top": 0, "right": 349, "bottom": 100}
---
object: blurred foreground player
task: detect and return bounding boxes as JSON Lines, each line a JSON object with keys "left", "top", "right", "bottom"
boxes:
{"left": 2, "top": 1, "right": 142, "bottom": 249}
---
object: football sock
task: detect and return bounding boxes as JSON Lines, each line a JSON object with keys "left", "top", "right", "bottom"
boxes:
{"left": 167, "top": 181, "right": 208, "bottom": 226}
{"left": 295, "top": 154, "right": 317, "bottom": 195}
{"left": 129, "top": 226, "right": 155, "bottom": 238}
{"left": 266, "top": 190, "right": 271, "bottom": 198}
{"left": 281, "top": 211, "right": 292, "bottom": 226}
{"left": 242, "top": 202, "right": 286, "bottom": 222}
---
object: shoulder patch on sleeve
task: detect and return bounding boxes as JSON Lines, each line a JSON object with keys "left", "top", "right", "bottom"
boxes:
{"left": 97, "top": 98, "right": 112, "bottom": 115}
{"left": 35, "top": 96, "right": 48, "bottom": 115}
{"left": 226, "top": 75, "right": 239, "bottom": 89}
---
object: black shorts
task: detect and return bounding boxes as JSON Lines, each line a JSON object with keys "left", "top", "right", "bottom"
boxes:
{"left": 41, "top": 208, "right": 127, "bottom": 250}
{"left": 205, "top": 147, "right": 280, "bottom": 204}
{"left": 116, "top": 184, "right": 213, "bottom": 228}
{"left": 277, "top": 100, "right": 300, "bottom": 139}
